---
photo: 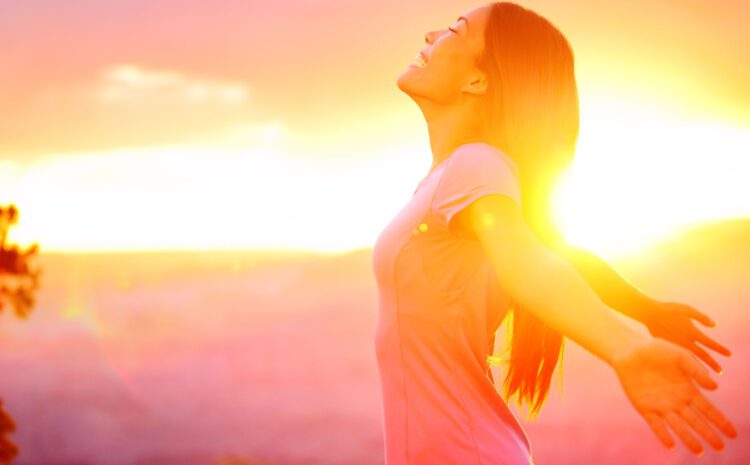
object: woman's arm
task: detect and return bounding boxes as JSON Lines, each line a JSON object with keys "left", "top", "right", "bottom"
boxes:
{"left": 457, "top": 196, "right": 645, "bottom": 365}
{"left": 453, "top": 194, "right": 738, "bottom": 453}
{"left": 527, "top": 210, "right": 731, "bottom": 374}
{"left": 545, "top": 239, "right": 654, "bottom": 319}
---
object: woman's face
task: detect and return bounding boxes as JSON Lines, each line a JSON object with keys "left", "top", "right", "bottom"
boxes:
{"left": 397, "top": 4, "right": 491, "bottom": 106}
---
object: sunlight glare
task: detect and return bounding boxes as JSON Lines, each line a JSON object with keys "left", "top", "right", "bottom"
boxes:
{"left": 551, "top": 96, "right": 750, "bottom": 259}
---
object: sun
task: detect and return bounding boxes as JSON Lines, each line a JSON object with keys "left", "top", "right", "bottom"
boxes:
{"left": 549, "top": 97, "right": 750, "bottom": 259}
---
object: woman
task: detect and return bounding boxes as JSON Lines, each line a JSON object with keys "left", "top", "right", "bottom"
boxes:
{"left": 371, "top": 2, "right": 738, "bottom": 464}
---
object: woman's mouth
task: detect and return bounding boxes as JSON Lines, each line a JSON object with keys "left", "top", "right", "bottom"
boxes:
{"left": 413, "top": 52, "right": 427, "bottom": 68}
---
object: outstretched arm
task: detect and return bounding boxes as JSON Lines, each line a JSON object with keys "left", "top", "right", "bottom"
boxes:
{"left": 452, "top": 193, "right": 738, "bottom": 454}
{"left": 547, "top": 239, "right": 655, "bottom": 319}
{"left": 524, "top": 204, "right": 691, "bottom": 321}
{"left": 542, "top": 228, "right": 732, "bottom": 374}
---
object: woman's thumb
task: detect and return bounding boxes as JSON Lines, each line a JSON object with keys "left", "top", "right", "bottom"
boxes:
{"left": 680, "top": 352, "right": 718, "bottom": 390}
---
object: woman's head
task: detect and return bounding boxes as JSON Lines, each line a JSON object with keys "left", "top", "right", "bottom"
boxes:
{"left": 398, "top": 1, "right": 579, "bottom": 177}
{"left": 401, "top": 2, "right": 581, "bottom": 417}
{"left": 396, "top": 3, "right": 492, "bottom": 108}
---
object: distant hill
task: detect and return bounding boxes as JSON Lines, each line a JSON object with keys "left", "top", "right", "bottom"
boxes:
{"left": 615, "top": 216, "right": 750, "bottom": 268}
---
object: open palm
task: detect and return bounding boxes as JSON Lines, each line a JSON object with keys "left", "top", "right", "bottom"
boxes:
{"left": 612, "top": 338, "right": 738, "bottom": 455}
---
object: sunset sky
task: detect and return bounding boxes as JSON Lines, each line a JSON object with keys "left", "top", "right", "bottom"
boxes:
{"left": 1, "top": 0, "right": 749, "bottom": 258}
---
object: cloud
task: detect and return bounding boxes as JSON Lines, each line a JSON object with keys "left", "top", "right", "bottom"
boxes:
{"left": 95, "top": 64, "right": 251, "bottom": 105}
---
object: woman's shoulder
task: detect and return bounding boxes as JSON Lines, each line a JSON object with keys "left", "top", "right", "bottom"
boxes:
{"left": 449, "top": 142, "right": 520, "bottom": 181}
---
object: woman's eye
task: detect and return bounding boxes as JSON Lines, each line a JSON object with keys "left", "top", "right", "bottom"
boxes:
{"left": 448, "top": 27, "right": 457, "bottom": 34}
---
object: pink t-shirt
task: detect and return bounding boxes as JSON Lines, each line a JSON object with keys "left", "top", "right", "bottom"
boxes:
{"left": 372, "top": 142, "right": 533, "bottom": 465}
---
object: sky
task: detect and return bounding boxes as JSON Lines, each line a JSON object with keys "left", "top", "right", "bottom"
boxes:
{"left": 1, "top": 0, "right": 749, "bottom": 257}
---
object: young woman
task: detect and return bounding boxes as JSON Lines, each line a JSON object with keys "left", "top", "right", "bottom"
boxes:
{"left": 371, "top": 2, "right": 738, "bottom": 464}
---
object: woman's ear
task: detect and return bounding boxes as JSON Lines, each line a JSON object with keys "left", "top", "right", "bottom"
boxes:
{"left": 462, "top": 71, "right": 487, "bottom": 95}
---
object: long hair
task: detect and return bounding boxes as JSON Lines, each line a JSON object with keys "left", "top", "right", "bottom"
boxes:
{"left": 478, "top": 2, "right": 580, "bottom": 417}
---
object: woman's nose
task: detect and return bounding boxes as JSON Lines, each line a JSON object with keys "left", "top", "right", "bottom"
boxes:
{"left": 424, "top": 29, "right": 445, "bottom": 44}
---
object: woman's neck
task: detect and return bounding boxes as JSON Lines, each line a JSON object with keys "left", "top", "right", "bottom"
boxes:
{"left": 423, "top": 102, "right": 489, "bottom": 170}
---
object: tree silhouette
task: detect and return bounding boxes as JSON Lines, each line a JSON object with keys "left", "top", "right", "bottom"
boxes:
{"left": 0, "top": 203, "right": 41, "bottom": 465}
{"left": 0, "top": 399, "right": 15, "bottom": 465}
{"left": 0, "top": 204, "right": 41, "bottom": 318}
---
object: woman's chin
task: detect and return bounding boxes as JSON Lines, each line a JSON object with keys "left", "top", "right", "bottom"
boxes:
{"left": 396, "top": 66, "right": 423, "bottom": 94}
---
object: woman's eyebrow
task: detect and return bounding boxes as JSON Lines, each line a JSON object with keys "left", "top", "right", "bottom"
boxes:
{"left": 457, "top": 16, "right": 469, "bottom": 31}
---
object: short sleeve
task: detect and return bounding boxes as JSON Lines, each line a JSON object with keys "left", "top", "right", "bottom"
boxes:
{"left": 431, "top": 144, "right": 522, "bottom": 231}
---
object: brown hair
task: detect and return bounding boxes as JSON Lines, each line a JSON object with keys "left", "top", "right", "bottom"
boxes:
{"left": 478, "top": 1, "right": 580, "bottom": 418}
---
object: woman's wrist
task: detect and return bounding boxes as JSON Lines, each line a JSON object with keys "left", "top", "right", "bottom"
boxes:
{"left": 604, "top": 328, "right": 652, "bottom": 370}
{"left": 633, "top": 294, "right": 664, "bottom": 327}
{"left": 618, "top": 292, "right": 662, "bottom": 326}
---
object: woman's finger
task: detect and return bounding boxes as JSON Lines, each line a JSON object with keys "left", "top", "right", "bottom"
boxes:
{"left": 664, "top": 411, "right": 704, "bottom": 455}
{"left": 692, "top": 393, "right": 738, "bottom": 438}
{"left": 679, "top": 352, "right": 718, "bottom": 390}
{"left": 694, "top": 330, "right": 732, "bottom": 357}
{"left": 642, "top": 412, "right": 676, "bottom": 450}
{"left": 680, "top": 403, "right": 724, "bottom": 451}
{"left": 680, "top": 304, "right": 715, "bottom": 327}
{"left": 686, "top": 342, "right": 722, "bottom": 376}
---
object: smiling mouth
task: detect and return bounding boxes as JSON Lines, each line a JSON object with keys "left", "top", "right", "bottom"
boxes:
{"left": 413, "top": 52, "right": 427, "bottom": 68}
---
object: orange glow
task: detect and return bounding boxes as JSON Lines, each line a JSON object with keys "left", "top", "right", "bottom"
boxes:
{"left": 1, "top": 1, "right": 747, "bottom": 253}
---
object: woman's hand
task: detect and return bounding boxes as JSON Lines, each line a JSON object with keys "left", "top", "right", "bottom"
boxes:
{"left": 612, "top": 338, "right": 738, "bottom": 455}
{"left": 641, "top": 300, "right": 731, "bottom": 374}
